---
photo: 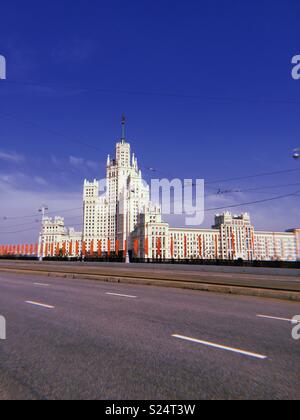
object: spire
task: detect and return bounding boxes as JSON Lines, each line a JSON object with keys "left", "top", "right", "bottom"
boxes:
{"left": 121, "top": 114, "right": 126, "bottom": 142}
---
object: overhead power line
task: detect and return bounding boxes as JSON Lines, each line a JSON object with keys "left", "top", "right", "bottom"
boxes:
{"left": 164, "top": 191, "right": 299, "bottom": 215}
{"left": 0, "top": 104, "right": 299, "bottom": 225}
{"left": 0, "top": 222, "right": 83, "bottom": 236}
{"left": 0, "top": 227, "right": 39, "bottom": 235}
{"left": 0, "top": 111, "right": 158, "bottom": 183}
{"left": 1, "top": 109, "right": 299, "bottom": 191}
{"left": 204, "top": 191, "right": 300, "bottom": 213}
{"left": 4, "top": 78, "right": 300, "bottom": 106}
{"left": 0, "top": 214, "right": 83, "bottom": 231}
{"left": 205, "top": 181, "right": 300, "bottom": 197}
{"left": 1, "top": 177, "right": 300, "bottom": 224}
{"left": 3, "top": 190, "right": 297, "bottom": 232}
{"left": 1, "top": 207, "right": 82, "bottom": 221}
{"left": 0, "top": 220, "right": 40, "bottom": 230}
{"left": 144, "top": 167, "right": 300, "bottom": 188}
{"left": 0, "top": 111, "right": 102, "bottom": 153}
{"left": 206, "top": 169, "right": 300, "bottom": 185}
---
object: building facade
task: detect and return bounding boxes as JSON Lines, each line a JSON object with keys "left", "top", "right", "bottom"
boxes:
{"left": 133, "top": 211, "right": 298, "bottom": 261}
{"left": 38, "top": 121, "right": 300, "bottom": 262}
{"left": 83, "top": 117, "right": 155, "bottom": 256}
{"left": 39, "top": 216, "right": 82, "bottom": 258}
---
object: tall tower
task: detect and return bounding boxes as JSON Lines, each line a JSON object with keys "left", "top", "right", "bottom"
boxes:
{"left": 83, "top": 116, "right": 154, "bottom": 258}
{"left": 116, "top": 115, "right": 131, "bottom": 167}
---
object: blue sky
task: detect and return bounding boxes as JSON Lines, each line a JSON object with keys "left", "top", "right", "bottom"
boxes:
{"left": 0, "top": 0, "right": 300, "bottom": 242}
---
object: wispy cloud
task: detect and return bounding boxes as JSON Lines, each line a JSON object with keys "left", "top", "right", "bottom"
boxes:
{"left": 33, "top": 176, "right": 48, "bottom": 186}
{"left": 86, "top": 160, "right": 99, "bottom": 171}
{"left": 0, "top": 151, "right": 101, "bottom": 197}
{"left": 0, "top": 172, "right": 48, "bottom": 190}
{"left": 51, "top": 155, "right": 60, "bottom": 165}
{"left": 0, "top": 151, "right": 25, "bottom": 163}
{"left": 69, "top": 155, "right": 99, "bottom": 171}
{"left": 0, "top": 179, "right": 82, "bottom": 243}
{"left": 69, "top": 156, "right": 84, "bottom": 167}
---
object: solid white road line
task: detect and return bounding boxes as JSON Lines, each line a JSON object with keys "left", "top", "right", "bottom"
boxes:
{"left": 34, "top": 283, "right": 50, "bottom": 287}
{"left": 257, "top": 314, "right": 300, "bottom": 324}
{"left": 106, "top": 292, "right": 137, "bottom": 299}
{"left": 172, "top": 334, "right": 267, "bottom": 360}
{"left": 25, "top": 301, "right": 55, "bottom": 309}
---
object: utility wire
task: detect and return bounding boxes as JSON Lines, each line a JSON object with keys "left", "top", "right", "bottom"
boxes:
{"left": 0, "top": 214, "right": 83, "bottom": 230}
{"left": 204, "top": 191, "right": 300, "bottom": 212}
{"left": 0, "top": 111, "right": 102, "bottom": 153}
{"left": 206, "top": 169, "right": 300, "bottom": 185}
{"left": 144, "top": 167, "right": 300, "bottom": 189}
{"left": 1, "top": 109, "right": 299, "bottom": 189}
{"left": 0, "top": 222, "right": 83, "bottom": 236}
{"left": 1, "top": 207, "right": 82, "bottom": 221}
{"left": 0, "top": 227, "right": 39, "bottom": 235}
{"left": 0, "top": 220, "right": 40, "bottom": 230}
{"left": 1, "top": 108, "right": 299, "bottom": 222}
{"left": 0, "top": 120, "right": 161, "bottom": 177}
{"left": 4, "top": 78, "right": 300, "bottom": 106}
{"left": 166, "top": 190, "right": 299, "bottom": 215}
{"left": 205, "top": 181, "right": 300, "bottom": 197}
{"left": 1, "top": 191, "right": 298, "bottom": 233}
{"left": 2, "top": 190, "right": 298, "bottom": 231}
{"left": 1, "top": 177, "right": 300, "bottom": 223}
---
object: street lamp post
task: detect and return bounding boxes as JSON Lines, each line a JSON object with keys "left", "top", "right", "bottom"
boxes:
{"left": 38, "top": 205, "right": 48, "bottom": 262}
{"left": 293, "top": 149, "right": 300, "bottom": 160}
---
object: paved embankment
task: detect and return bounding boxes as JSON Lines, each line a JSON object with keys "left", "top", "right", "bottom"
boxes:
{"left": 0, "top": 260, "right": 299, "bottom": 301}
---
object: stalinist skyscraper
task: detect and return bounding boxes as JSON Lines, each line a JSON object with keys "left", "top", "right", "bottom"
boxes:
{"left": 39, "top": 118, "right": 299, "bottom": 263}
{"left": 83, "top": 116, "right": 160, "bottom": 256}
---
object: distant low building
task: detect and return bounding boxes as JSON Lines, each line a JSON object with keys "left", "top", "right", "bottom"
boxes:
{"left": 133, "top": 211, "right": 298, "bottom": 261}
{"left": 286, "top": 228, "right": 300, "bottom": 260}
{"left": 39, "top": 216, "right": 82, "bottom": 257}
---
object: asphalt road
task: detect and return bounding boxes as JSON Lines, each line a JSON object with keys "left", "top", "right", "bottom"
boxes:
{"left": 0, "top": 271, "right": 300, "bottom": 400}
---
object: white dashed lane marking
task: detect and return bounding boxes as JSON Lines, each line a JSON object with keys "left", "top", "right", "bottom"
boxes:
{"left": 257, "top": 314, "right": 300, "bottom": 324}
{"left": 25, "top": 301, "right": 55, "bottom": 309}
{"left": 172, "top": 334, "right": 267, "bottom": 360}
{"left": 106, "top": 292, "right": 137, "bottom": 299}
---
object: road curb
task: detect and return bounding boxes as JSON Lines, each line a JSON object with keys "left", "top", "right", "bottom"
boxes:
{"left": 0, "top": 266, "right": 300, "bottom": 302}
